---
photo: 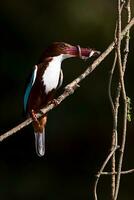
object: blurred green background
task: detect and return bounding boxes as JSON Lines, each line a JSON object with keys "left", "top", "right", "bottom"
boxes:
{"left": 0, "top": 0, "right": 134, "bottom": 199}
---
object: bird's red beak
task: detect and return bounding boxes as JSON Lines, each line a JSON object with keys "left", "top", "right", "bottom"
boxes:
{"left": 66, "top": 45, "right": 101, "bottom": 60}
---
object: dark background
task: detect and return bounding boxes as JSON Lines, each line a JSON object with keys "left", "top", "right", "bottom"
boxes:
{"left": 0, "top": 0, "right": 134, "bottom": 199}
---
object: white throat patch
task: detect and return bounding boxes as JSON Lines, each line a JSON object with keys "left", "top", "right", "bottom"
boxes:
{"left": 42, "top": 55, "right": 64, "bottom": 94}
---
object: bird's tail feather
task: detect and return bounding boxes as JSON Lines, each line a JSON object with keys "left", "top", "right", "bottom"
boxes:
{"left": 34, "top": 128, "right": 45, "bottom": 157}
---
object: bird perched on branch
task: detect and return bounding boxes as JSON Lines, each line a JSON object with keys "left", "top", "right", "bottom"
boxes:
{"left": 24, "top": 42, "right": 100, "bottom": 157}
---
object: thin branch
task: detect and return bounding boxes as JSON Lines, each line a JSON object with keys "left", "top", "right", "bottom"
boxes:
{"left": 93, "top": 145, "right": 119, "bottom": 200}
{"left": 108, "top": 52, "right": 117, "bottom": 116}
{"left": 122, "top": 0, "right": 131, "bottom": 72}
{"left": 114, "top": 1, "right": 131, "bottom": 199}
{"left": 102, "top": 169, "right": 134, "bottom": 175}
{"left": 0, "top": 17, "right": 134, "bottom": 142}
{"left": 108, "top": 51, "right": 118, "bottom": 199}
{"left": 109, "top": 3, "right": 125, "bottom": 197}
{"left": 108, "top": 24, "right": 118, "bottom": 198}
{"left": 114, "top": 0, "right": 125, "bottom": 196}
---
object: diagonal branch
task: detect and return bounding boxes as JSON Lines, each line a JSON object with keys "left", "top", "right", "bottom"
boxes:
{"left": 0, "top": 17, "right": 134, "bottom": 142}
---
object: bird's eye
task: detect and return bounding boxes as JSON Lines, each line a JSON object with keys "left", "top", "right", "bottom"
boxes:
{"left": 60, "top": 43, "right": 66, "bottom": 48}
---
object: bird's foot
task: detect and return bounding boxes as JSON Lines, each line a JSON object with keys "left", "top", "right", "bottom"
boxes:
{"left": 50, "top": 99, "right": 59, "bottom": 107}
{"left": 48, "top": 99, "right": 59, "bottom": 107}
{"left": 31, "top": 109, "right": 40, "bottom": 126}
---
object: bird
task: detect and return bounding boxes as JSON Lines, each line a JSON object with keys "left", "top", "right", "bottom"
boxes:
{"left": 24, "top": 42, "right": 100, "bottom": 157}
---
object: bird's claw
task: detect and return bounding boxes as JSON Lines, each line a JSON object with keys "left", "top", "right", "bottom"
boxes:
{"left": 51, "top": 99, "right": 59, "bottom": 107}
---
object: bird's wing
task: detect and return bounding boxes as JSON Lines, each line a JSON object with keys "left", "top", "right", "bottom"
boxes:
{"left": 24, "top": 65, "right": 38, "bottom": 112}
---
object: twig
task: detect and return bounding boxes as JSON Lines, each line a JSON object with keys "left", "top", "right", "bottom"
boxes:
{"left": 108, "top": 22, "right": 118, "bottom": 197}
{"left": 102, "top": 169, "right": 134, "bottom": 175}
{"left": 108, "top": 51, "right": 118, "bottom": 199}
{"left": 111, "top": 79, "right": 121, "bottom": 200}
{"left": 0, "top": 17, "right": 134, "bottom": 142}
{"left": 109, "top": 3, "right": 125, "bottom": 198}
{"left": 93, "top": 145, "right": 119, "bottom": 200}
{"left": 114, "top": 0, "right": 125, "bottom": 198}
{"left": 122, "top": 0, "right": 131, "bottom": 72}
{"left": 108, "top": 52, "right": 117, "bottom": 117}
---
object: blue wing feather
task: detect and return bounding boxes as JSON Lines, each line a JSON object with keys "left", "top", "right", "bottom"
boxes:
{"left": 24, "top": 65, "right": 38, "bottom": 112}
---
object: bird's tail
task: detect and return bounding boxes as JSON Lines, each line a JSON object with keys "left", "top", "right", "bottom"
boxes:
{"left": 34, "top": 128, "right": 45, "bottom": 157}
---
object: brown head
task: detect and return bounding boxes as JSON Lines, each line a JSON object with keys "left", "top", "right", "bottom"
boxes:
{"left": 38, "top": 42, "right": 101, "bottom": 63}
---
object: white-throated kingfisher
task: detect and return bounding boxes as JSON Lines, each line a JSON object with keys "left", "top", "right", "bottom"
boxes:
{"left": 24, "top": 42, "right": 100, "bottom": 157}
